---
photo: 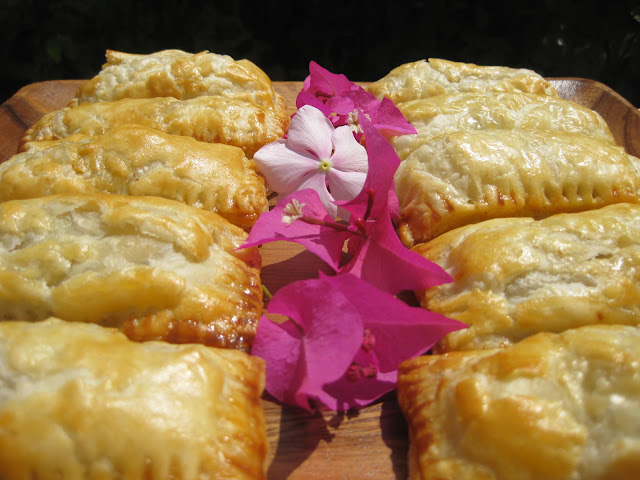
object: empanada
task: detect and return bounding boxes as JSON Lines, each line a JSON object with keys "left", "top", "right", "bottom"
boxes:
{"left": 72, "top": 49, "right": 286, "bottom": 114}
{"left": 366, "top": 58, "right": 558, "bottom": 104}
{"left": 412, "top": 203, "right": 640, "bottom": 352}
{"left": 395, "top": 129, "right": 640, "bottom": 245}
{"left": 393, "top": 91, "right": 615, "bottom": 160}
{"left": 397, "top": 324, "right": 640, "bottom": 480}
{"left": 1, "top": 124, "right": 268, "bottom": 229}
{"left": 21, "top": 95, "right": 290, "bottom": 157}
{"left": 0, "top": 193, "right": 263, "bottom": 350}
{"left": 0, "top": 318, "right": 267, "bottom": 480}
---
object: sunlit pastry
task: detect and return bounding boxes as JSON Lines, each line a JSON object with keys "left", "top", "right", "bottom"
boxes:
{"left": 395, "top": 129, "right": 640, "bottom": 245}
{"left": 72, "top": 49, "right": 286, "bottom": 114}
{"left": 366, "top": 58, "right": 558, "bottom": 104}
{"left": 412, "top": 203, "right": 640, "bottom": 352}
{"left": 2, "top": 124, "right": 268, "bottom": 230}
{"left": 0, "top": 193, "right": 263, "bottom": 350}
{"left": 0, "top": 318, "right": 267, "bottom": 480}
{"left": 21, "top": 95, "right": 290, "bottom": 157}
{"left": 397, "top": 324, "right": 640, "bottom": 480}
{"left": 393, "top": 91, "right": 615, "bottom": 160}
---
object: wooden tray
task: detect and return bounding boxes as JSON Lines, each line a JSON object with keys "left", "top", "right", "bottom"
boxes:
{"left": 1, "top": 79, "right": 639, "bottom": 480}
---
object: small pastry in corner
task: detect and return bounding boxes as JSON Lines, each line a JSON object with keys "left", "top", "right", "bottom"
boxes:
{"left": 0, "top": 318, "right": 267, "bottom": 480}
{"left": 397, "top": 324, "right": 640, "bottom": 480}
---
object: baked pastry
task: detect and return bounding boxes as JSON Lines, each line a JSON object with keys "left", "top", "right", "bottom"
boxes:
{"left": 72, "top": 49, "right": 286, "bottom": 114}
{"left": 412, "top": 203, "right": 640, "bottom": 352}
{"left": 366, "top": 58, "right": 558, "bottom": 104}
{"left": 20, "top": 95, "right": 290, "bottom": 157}
{"left": 397, "top": 324, "right": 640, "bottom": 480}
{"left": 0, "top": 318, "right": 267, "bottom": 480}
{"left": 0, "top": 193, "right": 263, "bottom": 350}
{"left": 393, "top": 91, "right": 615, "bottom": 160}
{"left": 395, "top": 128, "right": 640, "bottom": 245}
{"left": 2, "top": 124, "right": 268, "bottom": 230}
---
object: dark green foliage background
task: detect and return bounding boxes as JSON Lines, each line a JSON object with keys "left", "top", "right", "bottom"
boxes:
{"left": 1, "top": 0, "right": 639, "bottom": 106}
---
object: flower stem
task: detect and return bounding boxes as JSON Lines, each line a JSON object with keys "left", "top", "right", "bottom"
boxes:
{"left": 299, "top": 216, "right": 366, "bottom": 237}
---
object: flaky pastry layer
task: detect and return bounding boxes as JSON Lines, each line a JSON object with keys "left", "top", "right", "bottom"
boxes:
{"left": 2, "top": 125, "right": 268, "bottom": 229}
{"left": 413, "top": 203, "right": 640, "bottom": 352}
{"left": 73, "top": 49, "right": 286, "bottom": 114}
{"left": 21, "top": 95, "right": 290, "bottom": 158}
{"left": 398, "top": 324, "right": 640, "bottom": 480}
{"left": 393, "top": 91, "right": 615, "bottom": 160}
{"left": 0, "top": 318, "right": 267, "bottom": 480}
{"left": 395, "top": 129, "right": 640, "bottom": 245}
{"left": 366, "top": 58, "right": 558, "bottom": 104}
{"left": 0, "top": 193, "right": 263, "bottom": 350}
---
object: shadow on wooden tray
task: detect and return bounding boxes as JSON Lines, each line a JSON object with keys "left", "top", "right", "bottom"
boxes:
{"left": 266, "top": 393, "right": 409, "bottom": 480}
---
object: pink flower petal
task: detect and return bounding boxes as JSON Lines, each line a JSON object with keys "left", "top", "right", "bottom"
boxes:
{"left": 295, "top": 170, "right": 337, "bottom": 218}
{"left": 322, "top": 369, "right": 398, "bottom": 411}
{"left": 386, "top": 186, "right": 400, "bottom": 219}
{"left": 338, "top": 111, "right": 401, "bottom": 221}
{"left": 295, "top": 91, "right": 334, "bottom": 117}
{"left": 334, "top": 116, "right": 451, "bottom": 293}
{"left": 254, "top": 272, "right": 465, "bottom": 411}
{"left": 340, "top": 216, "right": 452, "bottom": 293}
{"left": 303, "top": 61, "right": 358, "bottom": 99}
{"left": 296, "top": 63, "right": 415, "bottom": 139}
{"left": 287, "top": 105, "right": 335, "bottom": 160}
{"left": 326, "top": 169, "right": 368, "bottom": 205}
{"left": 240, "top": 189, "right": 349, "bottom": 270}
{"left": 295, "top": 92, "right": 354, "bottom": 127}
{"left": 250, "top": 316, "right": 306, "bottom": 407}
{"left": 322, "top": 125, "right": 369, "bottom": 207}
{"left": 253, "top": 140, "right": 319, "bottom": 195}
{"left": 325, "top": 95, "right": 356, "bottom": 117}
{"left": 322, "top": 273, "right": 464, "bottom": 409}
{"left": 366, "top": 308, "right": 465, "bottom": 376}
{"left": 251, "top": 274, "right": 365, "bottom": 411}
{"left": 322, "top": 369, "right": 397, "bottom": 412}
{"left": 342, "top": 88, "right": 379, "bottom": 113}
{"left": 373, "top": 97, "right": 418, "bottom": 137}
{"left": 344, "top": 90, "right": 417, "bottom": 139}
{"left": 330, "top": 126, "right": 368, "bottom": 173}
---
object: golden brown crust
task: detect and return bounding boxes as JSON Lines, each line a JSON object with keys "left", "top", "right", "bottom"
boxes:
{"left": 0, "top": 193, "right": 263, "bottom": 350}
{"left": 73, "top": 49, "right": 286, "bottom": 114}
{"left": 397, "top": 325, "right": 640, "bottom": 480}
{"left": 21, "top": 95, "right": 290, "bottom": 158}
{"left": 395, "top": 129, "right": 640, "bottom": 245}
{"left": 0, "top": 318, "right": 267, "bottom": 480}
{"left": 393, "top": 91, "right": 615, "bottom": 160}
{"left": 2, "top": 125, "right": 269, "bottom": 230}
{"left": 366, "top": 58, "right": 558, "bottom": 104}
{"left": 412, "top": 203, "right": 640, "bottom": 352}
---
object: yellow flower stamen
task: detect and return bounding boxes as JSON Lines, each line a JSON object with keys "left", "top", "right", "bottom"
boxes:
{"left": 347, "top": 109, "right": 363, "bottom": 135}
{"left": 282, "top": 199, "right": 306, "bottom": 225}
{"left": 318, "top": 159, "right": 332, "bottom": 172}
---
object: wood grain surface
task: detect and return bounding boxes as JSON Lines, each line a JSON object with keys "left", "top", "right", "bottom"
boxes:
{"left": 0, "top": 78, "right": 639, "bottom": 480}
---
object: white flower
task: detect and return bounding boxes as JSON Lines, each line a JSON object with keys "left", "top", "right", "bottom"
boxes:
{"left": 347, "top": 108, "right": 371, "bottom": 136}
{"left": 281, "top": 199, "right": 305, "bottom": 225}
{"left": 253, "top": 105, "right": 368, "bottom": 218}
